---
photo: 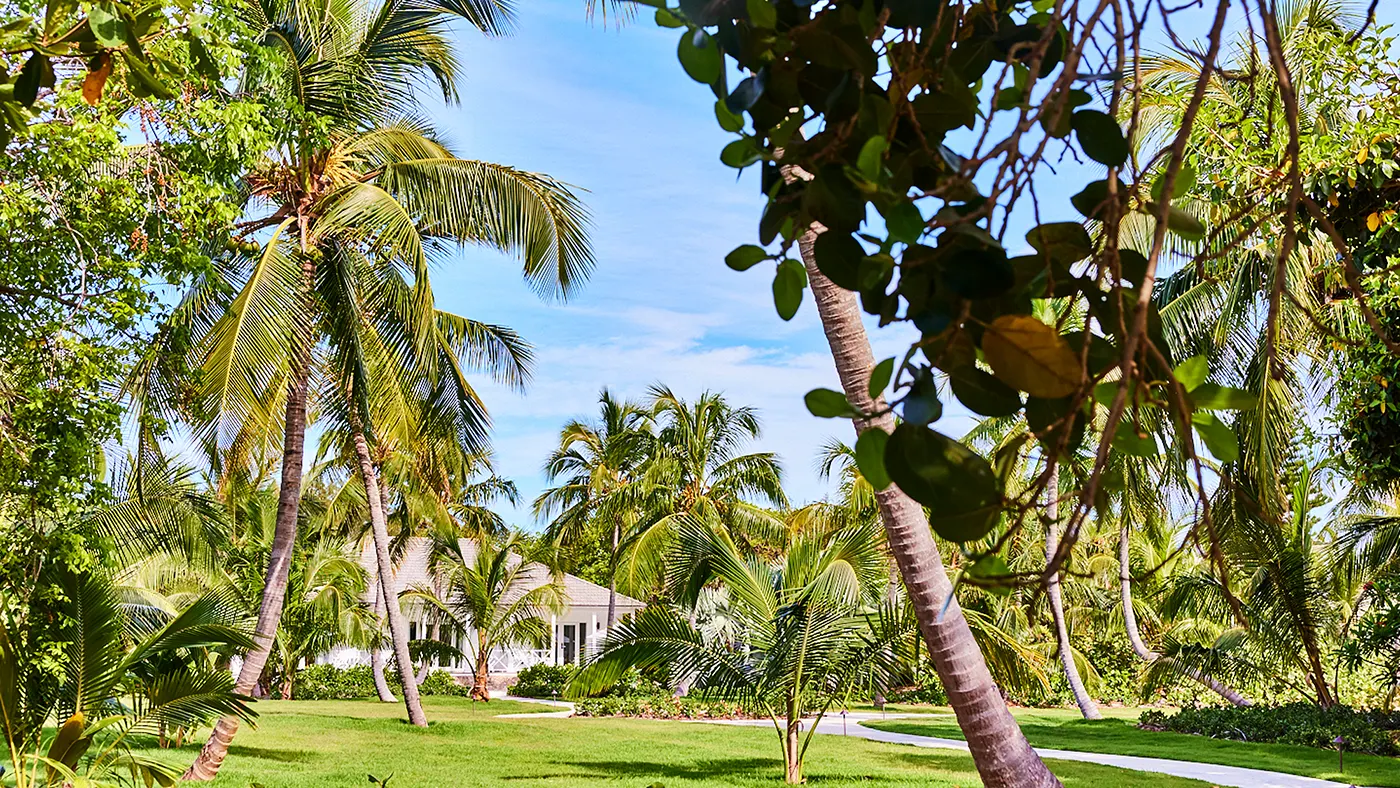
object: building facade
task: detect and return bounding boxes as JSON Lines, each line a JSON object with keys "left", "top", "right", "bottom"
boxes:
{"left": 318, "top": 537, "right": 645, "bottom": 684}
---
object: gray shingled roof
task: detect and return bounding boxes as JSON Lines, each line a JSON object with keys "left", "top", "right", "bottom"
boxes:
{"left": 358, "top": 536, "right": 644, "bottom": 611}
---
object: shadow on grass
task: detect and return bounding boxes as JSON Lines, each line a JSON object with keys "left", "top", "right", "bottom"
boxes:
{"left": 227, "top": 744, "right": 318, "bottom": 763}
{"left": 549, "top": 757, "right": 778, "bottom": 782}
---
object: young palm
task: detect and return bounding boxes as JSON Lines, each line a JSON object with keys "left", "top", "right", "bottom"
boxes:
{"left": 405, "top": 533, "right": 567, "bottom": 700}
{"left": 622, "top": 387, "right": 786, "bottom": 597}
{"left": 130, "top": 0, "right": 595, "bottom": 769}
{"left": 571, "top": 517, "right": 905, "bottom": 784}
{"left": 0, "top": 568, "right": 255, "bottom": 788}
{"left": 535, "top": 389, "right": 654, "bottom": 630}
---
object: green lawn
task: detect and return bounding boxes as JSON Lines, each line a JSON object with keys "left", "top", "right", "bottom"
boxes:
{"left": 866, "top": 707, "right": 1400, "bottom": 787}
{"left": 132, "top": 697, "right": 1219, "bottom": 787}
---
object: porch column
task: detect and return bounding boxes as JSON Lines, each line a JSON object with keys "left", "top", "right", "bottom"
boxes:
{"left": 590, "top": 613, "right": 598, "bottom": 659}
{"left": 550, "top": 615, "right": 558, "bottom": 666}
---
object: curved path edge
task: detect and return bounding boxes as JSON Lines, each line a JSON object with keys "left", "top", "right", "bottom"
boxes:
{"left": 704, "top": 714, "right": 1367, "bottom": 788}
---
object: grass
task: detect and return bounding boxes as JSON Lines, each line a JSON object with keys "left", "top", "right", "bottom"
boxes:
{"left": 130, "top": 697, "right": 1221, "bottom": 787}
{"left": 866, "top": 706, "right": 1400, "bottom": 787}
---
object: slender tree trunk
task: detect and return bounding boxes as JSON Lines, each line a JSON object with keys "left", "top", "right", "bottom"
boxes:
{"left": 370, "top": 578, "right": 398, "bottom": 703}
{"left": 473, "top": 647, "right": 492, "bottom": 701}
{"left": 799, "top": 233, "right": 1059, "bottom": 788}
{"left": 1043, "top": 467, "right": 1101, "bottom": 720}
{"left": 1117, "top": 523, "right": 1252, "bottom": 706}
{"left": 184, "top": 362, "right": 311, "bottom": 781}
{"left": 352, "top": 420, "right": 427, "bottom": 726}
{"left": 784, "top": 715, "right": 802, "bottom": 784}
{"left": 606, "top": 521, "right": 619, "bottom": 632}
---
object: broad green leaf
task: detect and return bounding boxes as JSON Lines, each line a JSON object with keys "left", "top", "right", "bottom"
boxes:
{"left": 902, "top": 385, "right": 942, "bottom": 426}
{"left": 804, "top": 388, "right": 860, "bottom": 418}
{"left": 868, "top": 357, "right": 895, "bottom": 399}
{"left": 677, "top": 29, "right": 721, "bottom": 84}
{"left": 1191, "top": 383, "right": 1255, "bottom": 410}
{"left": 884, "top": 424, "right": 1003, "bottom": 542}
{"left": 772, "top": 258, "right": 806, "bottom": 320}
{"left": 655, "top": 7, "right": 684, "bottom": 26}
{"left": 884, "top": 201, "right": 924, "bottom": 244}
{"left": 812, "top": 231, "right": 863, "bottom": 290}
{"left": 1165, "top": 205, "right": 1206, "bottom": 241}
{"left": 714, "top": 99, "right": 744, "bottom": 132}
{"left": 857, "top": 136, "right": 886, "bottom": 180}
{"left": 966, "top": 555, "right": 1012, "bottom": 595}
{"left": 186, "top": 33, "right": 220, "bottom": 82}
{"left": 981, "top": 315, "right": 1081, "bottom": 398}
{"left": 855, "top": 428, "right": 891, "bottom": 490}
{"left": 1026, "top": 222, "right": 1092, "bottom": 265}
{"left": 725, "top": 244, "right": 767, "bottom": 271}
{"left": 745, "top": 0, "right": 776, "bottom": 28}
{"left": 1151, "top": 161, "right": 1197, "bottom": 202}
{"left": 1192, "top": 411, "right": 1239, "bottom": 462}
{"left": 949, "top": 366, "right": 1023, "bottom": 417}
{"left": 1118, "top": 249, "right": 1148, "bottom": 286}
{"left": 1173, "top": 355, "right": 1208, "bottom": 392}
{"left": 88, "top": 2, "right": 126, "bottom": 48}
{"left": 720, "top": 137, "right": 760, "bottom": 168}
{"left": 15, "top": 52, "right": 50, "bottom": 106}
{"left": 1071, "top": 178, "right": 1123, "bottom": 220}
{"left": 1112, "top": 420, "right": 1158, "bottom": 457}
{"left": 1072, "top": 109, "right": 1128, "bottom": 167}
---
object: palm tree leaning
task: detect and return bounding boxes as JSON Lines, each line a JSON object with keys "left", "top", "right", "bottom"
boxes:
{"left": 406, "top": 533, "right": 567, "bottom": 700}
{"left": 137, "top": 0, "right": 595, "bottom": 774}
{"left": 794, "top": 234, "right": 1058, "bottom": 787}
{"left": 535, "top": 389, "right": 653, "bottom": 631}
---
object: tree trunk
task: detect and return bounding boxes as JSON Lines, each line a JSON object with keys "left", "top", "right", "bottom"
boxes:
{"left": 606, "top": 521, "right": 619, "bottom": 633}
{"left": 784, "top": 715, "right": 802, "bottom": 784}
{"left": 1118, "top": 522, "right": 1252, "bottom": 706}
{"left": 1043, "top": 466, "right": 1101, "bottom": 720}
{"left": 800, "top": 234, "right": 1060, "bottom": 788}
{"left": 352, "top": 421, "right": 428, "bottom": 726}
{"left": 183, "top": 361, "right": 312, "bottom": 781}
{"left": 473, "top": 648, "right": 492, "bottom": 701}
{"left": 369, "top": 577, "right": 398, "bottom": 703}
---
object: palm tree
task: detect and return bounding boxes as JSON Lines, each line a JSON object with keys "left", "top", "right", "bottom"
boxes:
{"left": 570, "top": 517, "right": 907, "bottom": 784}
{"left": 795, "top": 239, "right": 1056, "bottom": 787}
{"left": 405, "top": 533, "right": 567, "bottom": 700}
{"left": 623, "top": 387, "right": 787, "bottom": 599}
{"left": 0, "top": 567, "right": 255, "bottom": 788}
{"left": 266, "top": 538, "right": 377, "bottom": 700}
{"left": 535, "top": 389, "right": 653, "bottom": 631}
{"left": 128, "top": 0, "right": 595, "bottom": 769}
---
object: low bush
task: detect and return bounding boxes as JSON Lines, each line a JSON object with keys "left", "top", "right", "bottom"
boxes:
{"left": 573, "top": 694, "right": 747, "bottom": 719}
{"left": 509, "top": 663, "right": 576, "bottom": 699}
{"left": 1138, "top": 703, "right": 1400, "bottom": 756}
{"left": 293, "top": 664, "right": 469, "bottom": 700}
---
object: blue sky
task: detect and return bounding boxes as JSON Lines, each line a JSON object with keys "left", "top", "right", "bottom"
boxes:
{"left": 421, "top": 2, "right": 935, "bottom": 527}
{"left": 410, "top": 0, "right": 1398, "bottom": 529}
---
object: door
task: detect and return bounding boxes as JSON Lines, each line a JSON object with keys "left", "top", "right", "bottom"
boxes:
{"left": 561, "top": 624, "right": 577, "bottom": 666}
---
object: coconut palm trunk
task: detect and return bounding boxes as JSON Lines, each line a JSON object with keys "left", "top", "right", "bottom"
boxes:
{"left": 1117, "top": 522, "right": 1252, "bottom": 706}
{"left": 1043, "top": 466, "right": 1101, "bottom": 720}
{"left": 369, "top": 578, "right": 398, "bottom": 703}
{"left": 799, "top": 231, "right": 1060, "bottom": 788}
{"left": 351, "top": 420, "right": 428, "bottom": 726}
{"left": 606, "top": 521, "right": 619, "bottom": 632}
{"left": 184, "top": 362, "right": 311, "bottom": 781}
{"left": 473, "top": 640, "right": 492, "bottom": 701}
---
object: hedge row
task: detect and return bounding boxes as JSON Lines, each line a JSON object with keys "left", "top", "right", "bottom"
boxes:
{"left": 293, "top": 664, "right": 469, "bottom": 700}
{"left": 1138, "top": 703, "right": 1400, "bottom": 755}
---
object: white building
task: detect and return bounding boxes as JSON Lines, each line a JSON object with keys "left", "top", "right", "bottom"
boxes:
{"left": 319, "top": 537, "right": 644, "bottom": 685}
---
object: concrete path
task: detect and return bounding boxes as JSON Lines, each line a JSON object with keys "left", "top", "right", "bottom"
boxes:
{"left": 493, "top": 695, "right": 574, "bottom": 718}
{"left": 704, "top": 713, "right": 1366, "bottom": 788}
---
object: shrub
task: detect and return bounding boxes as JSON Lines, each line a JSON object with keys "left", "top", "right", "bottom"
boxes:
{"left": 293, "top": 664, "right": 468, "bottom": 700}
{"left": 573, "top": 694, "right": 747, "bottom": 719}
{"left": 1138, "top": 703, "right": 1400, "bottom": 756}
{"left": 509, "top": 663, "right": 576, "bottom": 699}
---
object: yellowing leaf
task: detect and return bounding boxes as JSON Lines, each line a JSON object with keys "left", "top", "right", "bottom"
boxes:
{"left": 1368, "top": 212, "right": 1381, "bottom": 232}
{"left": 1348, "top": 173, "right": 1357, "bottom": 188}
{"left": 1358, "top": 147, "right": 1370, "bottom": 164}
{"left": 81, "top": 53, "right": 111, "bottom": 106}
{"left": 981, "top": 315, "right": 1081, "bottom": 398}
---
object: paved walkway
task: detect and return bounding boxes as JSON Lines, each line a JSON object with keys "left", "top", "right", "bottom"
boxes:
{"left": 706, "top": 713, "right": 1366, "bottom": 788}
{"left": 491, "top": 701, "right": 1367, "bottom": 788}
